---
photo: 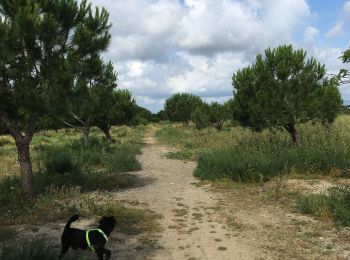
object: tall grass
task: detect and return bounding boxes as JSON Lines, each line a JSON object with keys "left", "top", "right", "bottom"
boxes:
{"left": 0, "top": 125, "right": 145, "bottom": 226}
{"left": 296, "top": 186, "right": 350, "bottom": 226}
{"left": 157, "top": 116, "right": 350, "bottom": 182}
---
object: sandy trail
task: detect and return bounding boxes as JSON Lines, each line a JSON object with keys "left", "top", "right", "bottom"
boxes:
{"left": 16, "top": 127, "right": 350, "bottom": 259}
{"left": 114, "top": 127, "right": 261, "bottom": 260}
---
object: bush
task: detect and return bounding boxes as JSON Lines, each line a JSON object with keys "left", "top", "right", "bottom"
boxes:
{"left": 105, "top": 145, "right": 141, "bottom": 173}
{"left": 195, "top": 146, "right": 350, "bottom": 182}
{"left": 45, "top": 150, "right": 78, "bottom": 175}
{"left": 158, "top": 117, "right": 350, "bottom": 182}
{"left": 191, "top": 105, "right": 211, "bottom": 130}
{"left": 16, "top": 134, "right": 142, "bottom": 194}
{"left": 296, "top": 186, "right": 350, "bottom": 226}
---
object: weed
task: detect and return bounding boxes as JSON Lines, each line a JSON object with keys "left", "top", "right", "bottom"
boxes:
{"left": 296, "top": 185, "right": 350, "bottom": 226}
{"left": 158, "top": 116, "right": 350, "bottom": 182}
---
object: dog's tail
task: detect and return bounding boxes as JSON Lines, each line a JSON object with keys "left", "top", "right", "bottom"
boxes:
{"left": 64, "top": 214, "right": 79, "bottom": 231}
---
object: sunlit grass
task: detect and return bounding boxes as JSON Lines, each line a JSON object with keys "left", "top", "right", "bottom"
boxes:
{"left": 157, "top": 115, "right": 350, "bottom": 181}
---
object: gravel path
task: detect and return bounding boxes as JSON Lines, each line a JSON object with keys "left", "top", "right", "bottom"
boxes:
{"left": 114, "top": 127, "right": 260, "bottom": 260}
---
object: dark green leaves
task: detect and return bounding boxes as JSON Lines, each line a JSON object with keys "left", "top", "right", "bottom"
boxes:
{"left": 232, "top": 45, "right": 342, "bottom": 141}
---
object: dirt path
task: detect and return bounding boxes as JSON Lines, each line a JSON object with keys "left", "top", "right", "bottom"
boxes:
{"left": 15, "top": 127, "right": 350, "bottom": 259}
{"left": 113, "top": 127, "right": 262, "bottom": 260}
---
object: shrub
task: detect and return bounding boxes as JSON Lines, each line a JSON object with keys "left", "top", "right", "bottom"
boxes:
{"left": 191, "top": 105, "right": 211, "bottom": 130}
{"left": 45, "top": 151, "right": 78, "bottom": 175}
{"left": 158, "top": 117, "right": 350, "bottom": 182}
{"left": 105, "top": 145, "right": 141, "bottom": 173}
{"left": 296, "top": 186, "right": 350, "bottom": 226}
{"left": 194, "top": 146, "right": 350, "bottom": 182}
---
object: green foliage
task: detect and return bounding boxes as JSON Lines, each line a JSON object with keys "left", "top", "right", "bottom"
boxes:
{"left": 156, "top": 126, "right": 189, "bottom": 145}
{"left": 194, "top": 147, "right": 350, "bottom": 182}
{"left": 0, "top": 126, "right": 145, "bottom": 225}
{"left": 232, "top": 45, "right": 342, "bottom": 143}
{"left": 135, "top": 105, "right": 152, "bottom": 122}
{"left": 155, "top": 110, "right": 169, "bottom": 121}
{"left": 191, "top": 104, "right": 211, "bottom": 130}
{"left": 157, "top": 116, "right": 350, "bottom": 182}
{"left": 208, "top": 102, "right": 231, "bottom": 131}
{"left": 342, "top": 48, "right": 350, "bottom": 63}
{"left": 165, "top": 93, "right": 202, "bottom": 125}
{"left": 296, "top": 186, "right": 350, "bottom": 226}
{"left": 110, "top": 90, "right": 136, "bottom": 125}
{"left": 33, "top": 136, "right": 140, "bottom": 192}
{"left": 43, "top": 147, "right": 79, "bottom": 175}
{"left": 191, "top": 101, "right": 232, "bottom": 131}
{"left": 0, "top": 0, "right": 113, "bottom": 197}
{"left": 0, "top": 0, "right": 111, "bottom": 131}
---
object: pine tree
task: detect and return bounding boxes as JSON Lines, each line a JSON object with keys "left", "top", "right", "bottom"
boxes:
{"left": 165, "top": 93, "right": 202, "bottom": 126}
{"left": 0, "top": 0, "right": 111, "bottom": 198}
{"left": 232, "top": 45, "right": 342, "bottom": 144}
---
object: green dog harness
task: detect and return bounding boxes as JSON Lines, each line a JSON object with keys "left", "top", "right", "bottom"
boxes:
{"left": 86, "top": 229, "right": 108, "bottom": 252}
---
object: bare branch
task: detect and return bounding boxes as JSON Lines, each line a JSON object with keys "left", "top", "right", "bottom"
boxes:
{"left": 70, "top": 112, "right": 86, "bottom": 126}
{"left": 62, "top": 120, "right": 83, "bottom": 130}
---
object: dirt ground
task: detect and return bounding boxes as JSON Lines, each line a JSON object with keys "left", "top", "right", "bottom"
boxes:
{"left": 16, "top": 127, "right": 350, "bottom": 259}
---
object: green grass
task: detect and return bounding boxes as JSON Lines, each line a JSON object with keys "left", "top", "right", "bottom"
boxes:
{"left": 0, "top": 125, "right": 146, "bottom": 226}
{"left": 296, "top": 185, "right": 350, "bottom": 226}
{"left": 157, "top": 116, "right": 350, "bottom": 182}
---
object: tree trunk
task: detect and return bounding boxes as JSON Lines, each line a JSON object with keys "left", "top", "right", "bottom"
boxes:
{"left": 83, "top": 124, "right": 90, "bottom": 147}
{"left": 0, "top": 114, "right": 36, "bottom": 199}
{"left": 284, "top": 123, "right": 299, "bottom": 145}
{"left": 16, "top": 139, "right": 34, "bottom": 199}
{"left": 99, "top": 126, "right": 112, "bottom": 142}
{"left": 215, "top": 122, "right": 224, "bottom": 131}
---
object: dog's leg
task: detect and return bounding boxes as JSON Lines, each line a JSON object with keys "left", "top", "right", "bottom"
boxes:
{"left": 104, "top": 248, "right": 112, "bottom": 260}
{"left": 96, "top": 250, "right": 104, "bottom": 260}
{"left": 96, "top": 248, "right": 112, "bottom": 260}
{"left": 58, "top": 241, "right": 70, "bottom": 259}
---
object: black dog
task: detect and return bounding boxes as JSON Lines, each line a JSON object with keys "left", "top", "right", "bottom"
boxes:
{"left": 59, "top": 214, "right": 116, "bottom": 260}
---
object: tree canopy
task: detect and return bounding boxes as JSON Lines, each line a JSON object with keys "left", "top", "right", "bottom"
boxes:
{"left": 232, "top": 45, "right": 342, "bottom": 143}
{"left": 165, "top": 93, "right": 202, "bottom": 126}
{"left": 0, "top": 0, "right": 111, "bottom": 197}
{"left": 94, "top": 89, "right": 136, "bottom": 139}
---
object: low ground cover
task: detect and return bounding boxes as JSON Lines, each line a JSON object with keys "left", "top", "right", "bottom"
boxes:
{"left": 157, "top": 116, "right": 350, "bottom": 182}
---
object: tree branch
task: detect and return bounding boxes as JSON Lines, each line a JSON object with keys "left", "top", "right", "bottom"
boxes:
{"left": 70, "top": 112, "right": 86, "bottom": 126}
{"left": 62, "top": 120, "right": 83, "bottom": 130}
{"left": 24, "top": 113, "right": 37, "bottom": 142}
{"left": 0, "top": 112, "right": 22, "bottom": 140}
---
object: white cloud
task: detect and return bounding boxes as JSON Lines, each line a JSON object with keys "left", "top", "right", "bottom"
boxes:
{"left": 173, "top": 0, "right": 310, "bottom": 55}
{"left": 307, "top": 47, "right": 343, "bottom": 74}
{"left": 304, "top": 26, "right": 319, "bottom": 43}
{"left": 84, "top": 0, "right": 348, "bottom": 112}
{"left": 343, "top": 1, "right": 350, "bottom": 18}
{"left": 325, "top": 22, "right": 343, "bottom": 39}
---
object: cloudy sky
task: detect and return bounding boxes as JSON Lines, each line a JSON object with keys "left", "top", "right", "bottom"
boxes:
{"left": 91, "top": 0, "right": 350, "bottom": 112}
